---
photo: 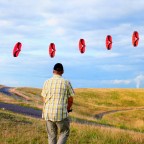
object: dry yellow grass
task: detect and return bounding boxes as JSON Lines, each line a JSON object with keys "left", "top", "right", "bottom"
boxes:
{"left": 1, "top": 87, "right": 144, "bottom": 132}
{"left": 68, "top": 123, "right": 144, "bottom": 144}
{"left": 100, "top": 109, "right": 144, "bottom": 132}
{"left": 70, "top": 88, "right": 144, "bottom": 132}
{"left": 1, "top": 110, "right": 144, "bottom": 144}
{"left": 0, "top": 93, "right": 16, "bottom": 103}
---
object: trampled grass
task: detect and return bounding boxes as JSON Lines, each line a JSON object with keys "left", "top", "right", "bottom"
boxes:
{"left": 1, "top": 110, "right": 144, "bottom": 144}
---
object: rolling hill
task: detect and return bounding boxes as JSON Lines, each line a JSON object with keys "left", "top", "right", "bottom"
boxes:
{"left": 0, "top": 85, "right": 144, "bottom": 143}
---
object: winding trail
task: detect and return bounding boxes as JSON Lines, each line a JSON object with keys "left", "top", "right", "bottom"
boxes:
{"left": 95, "top": 108, "right": 144, "bottom": 119}
{"left": 0, "top": 87, "right": 13, "bottom": 96}
{"left": 0, "top": 102, "right": 42, "bottom": 118}
{"left": 0, "top": 101, "right": 120, "bottom": 129}
{"left": 0, "top": 86, "right": 25, "bottom": 100}
{"left": 0, "top": 86, "right": 42, "bottom": 118}
{"left": 1, "top": 86, "right": 144, "bottom": 120}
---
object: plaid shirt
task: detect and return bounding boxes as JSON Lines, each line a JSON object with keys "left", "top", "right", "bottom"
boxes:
{"left": 41, "top": 74, "right": 75, "bottom": 121}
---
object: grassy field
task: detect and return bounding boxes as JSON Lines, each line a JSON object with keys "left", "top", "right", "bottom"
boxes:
{"left": 101, "top": 109, "right": 144, "bottom": 132}
{"left": 1, "top": 87, "right": 144, "bottom": 142}
{"left": 71, "top": 88, "right": 144, "bottom": 132}
{"left": 0, "top": 110, "right": 144, "bottom": 144}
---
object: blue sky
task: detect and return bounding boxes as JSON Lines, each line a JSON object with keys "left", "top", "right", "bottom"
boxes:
{"left": 0, "top": 0, "right": 144, "bottom": 88}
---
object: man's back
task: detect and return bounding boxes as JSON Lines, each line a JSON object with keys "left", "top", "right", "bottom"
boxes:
{"left": 42, "top": 74, "right": 74, "bottom": 121}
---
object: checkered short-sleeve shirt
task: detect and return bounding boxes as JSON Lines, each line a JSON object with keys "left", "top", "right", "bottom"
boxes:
{"left": 41, "top": 74, "right": 75, "bottom": 121}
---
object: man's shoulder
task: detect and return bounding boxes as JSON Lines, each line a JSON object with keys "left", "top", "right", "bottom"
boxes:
{"left": 61, "top": 77, "right": 70, "bottom": 82}
{"left": 44, "top": 77, "right": 53, "bottom": 83}
{"left": 44, "top": 76, "right": 70, "bottom": 84}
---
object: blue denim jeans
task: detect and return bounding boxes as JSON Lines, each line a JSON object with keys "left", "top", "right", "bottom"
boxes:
{"left": 46, "top": 118, "right": 70, "bottom": 144}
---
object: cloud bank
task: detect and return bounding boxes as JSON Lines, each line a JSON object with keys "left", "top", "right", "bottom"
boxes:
{"left": 0, "top": 0, "right": 144, "bottom": 88}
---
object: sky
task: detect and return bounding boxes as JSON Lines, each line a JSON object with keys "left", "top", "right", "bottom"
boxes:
{"left": 0, "top": 0, "right": 144, "bottom": 88}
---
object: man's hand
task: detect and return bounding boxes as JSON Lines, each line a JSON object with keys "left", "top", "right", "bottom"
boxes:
{"left": 68, "top": 109, "right": 72, "bottom": 113}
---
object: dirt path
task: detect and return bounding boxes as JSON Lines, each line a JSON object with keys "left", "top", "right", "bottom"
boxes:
{"left": 95, "top": 108, "right": 144, "bottom": 119}
{"left": 0, "top": 102, "right": 42, "bottom": 118}
{"left": 0, "top": 86, "right": 42, "bottom": 118}
{"left": 0, "top": 86, "right": 25, "bottom": 100}
{"left": 0, "top": 86, "right": 117, "bottom": 128}
{"left": 1, "top": 101, "right": 144, "bottom": 135}
{"left": 0, "top": 87, "right": 13, "bottom": 96}
{"left": 0, "top": 101, "right": 121, "bottom": 129}
{"left": 1, "top": 86, "right": 144, "bottom": 120}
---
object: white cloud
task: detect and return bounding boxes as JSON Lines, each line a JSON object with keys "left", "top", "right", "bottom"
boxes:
{"left": 100, "top": 79, "right": 131, "bottom": 85}
{"left": 0, "top": 0, "right": 144, "bottom": 88}
{"left": 134, "top": 74, "right": 144, "bottom": 88}
{"left": 98, "top": 64, "right": 132, "bottom": 72}
{"left": 0, "top": 19, "right": 13, "bottom": 27}
{"left": 112, "top": 80, "right": 131, "bottom": 85}
{"left": 99, "top": 74, "right": 144, "bottom": 88}
{"left": 43, "top": 18, "right": 59, "bottom": 26}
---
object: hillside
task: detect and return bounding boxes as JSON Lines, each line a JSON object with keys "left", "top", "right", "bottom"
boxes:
{"left": 0, "top": 86, "right": 144, "bottom": 133}
{"left": 1, "top": 109, "right": 144, "bottom": 144}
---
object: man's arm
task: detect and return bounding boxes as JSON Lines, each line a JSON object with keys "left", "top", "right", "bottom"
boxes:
{"left": 67, "top": 96, "right": 73, "bottom": 112}
{"left": 42, "top": 97, "right": 45, "bottom": 103}
{"left": 66, "top": 80, "right": 75, "bottom": 112}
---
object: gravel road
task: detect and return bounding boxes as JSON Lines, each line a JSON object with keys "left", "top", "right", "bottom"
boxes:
{"left": 0, "top": 102, "right": 42, "bottom": 118}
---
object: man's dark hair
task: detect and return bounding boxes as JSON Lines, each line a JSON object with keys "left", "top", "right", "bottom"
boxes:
{"left": 53, "top": 63, "right": 64, "bottom": 72}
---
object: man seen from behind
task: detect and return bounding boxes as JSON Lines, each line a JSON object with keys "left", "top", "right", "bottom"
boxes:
{"left": 41, "top": 63, "right": 75, "bottom": 144}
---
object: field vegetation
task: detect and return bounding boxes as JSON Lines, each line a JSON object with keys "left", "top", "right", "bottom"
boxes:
{"left": 0, "top": 87, "right": 42, "bottom": 109}
{"left": 0, "top": 86, "right": 144, "bottom": 143}
{"left": 0, "top": 110, "right": 144, "bottom": 144}
{"left": 71, "top": 88, "right": 144, "bottom": 132}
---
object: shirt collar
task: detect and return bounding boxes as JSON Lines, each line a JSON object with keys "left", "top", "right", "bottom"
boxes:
{"left": 53, "top": 74, "right": 62, "bottom": 78}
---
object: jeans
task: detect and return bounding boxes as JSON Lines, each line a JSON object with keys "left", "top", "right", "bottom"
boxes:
{"left": 46, "top": 118, "right": 70, "bottom": 144}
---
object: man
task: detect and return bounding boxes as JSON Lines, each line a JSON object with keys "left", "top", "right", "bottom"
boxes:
{"left": 41, "top": 63, "right": 75, "bottom": 144}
